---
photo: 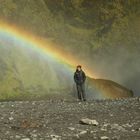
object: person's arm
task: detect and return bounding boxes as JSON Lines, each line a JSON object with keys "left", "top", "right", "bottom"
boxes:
{"left": 74, "top": 72, "right": 78, "bottom": 83}
{"left": 82, "top": 71, "right": 86, "bottom": 82}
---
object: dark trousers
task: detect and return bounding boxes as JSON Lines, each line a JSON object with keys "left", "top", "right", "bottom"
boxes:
{"left": 76, "top": 83, "right": 86, "bottom": 101}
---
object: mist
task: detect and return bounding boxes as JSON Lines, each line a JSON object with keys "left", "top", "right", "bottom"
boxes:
{"left": 86, "top": 47, "right": 140, "bottom": 96}
{"left": 0, "top": 0, "right": 139, "bottom": 100}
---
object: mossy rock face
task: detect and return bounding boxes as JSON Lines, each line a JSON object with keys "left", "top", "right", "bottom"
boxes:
{"left": 0, "top": 45, "right": 72, "bottom": 101}
{"left": 72, "top": 78, "right": 133, "bottom": 100}
{"left": 0, "top": 0, "right": 139, "bottom": 100}
{"left": 87, "top": 78, "right": 133, "bottom": 99}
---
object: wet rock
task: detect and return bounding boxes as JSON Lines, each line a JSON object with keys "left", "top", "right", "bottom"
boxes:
{"left": 9, "top": 117, "right": 14, "bottom": 121}
{"left": 79, "top": 118, "right": 99, "bottom": 126}
{"left": 68, "top": 127, "right": 75, "bottom": 131}
{"left": 100, "top": 136, "right": 109, "bottom": 140}
{"left": 123, "top": 123, "right": 133, "bottom": 128}
{"left": 51, "top": 138, "right": 58, "bottom": 140}
{"left": 109, "top": 114, "right": 113, "bottom": 117}
{"left": 50, "top": 135, "right": 61, "bottom": 140}
{"left": 79, "top": 130, "right": 87, "bottom": 135}
{"left": 21, "top": 138, "right": 30, "bottom": 140}
{"left": 0, "top": 97, "right": 139, "bottom": 139}
{"left": 5, "top": 131, "right": 10, "bottom": 135}
{"left": 101, "top": 127, "right": 107, "bottom": 131}
{"left": 31, "top": 133, "right": 37, "bottom": 138}
{"left": 101, "top": 123, "right": 109, "bottom": 131}
{"left": 135, "top": 128, "right": 140, "bottom": 131}
{"left": 111, "top": 124, "right": 126, "bottom": 131}
{"left": 15, "top": 135, "right": 21, "bottom": 139}
{"left": 75, "top": 134, "right": 80, "bottom": 139}
{"left": 112, "top": 136, "right": 120, "bottom": 140}
{"left": 9, "top": 136, "right": 14, "bottom": 139}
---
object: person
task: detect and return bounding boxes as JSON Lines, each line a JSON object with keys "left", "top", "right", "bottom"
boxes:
{"left": 74, "top": 65, "right": 86, "bottom": 101}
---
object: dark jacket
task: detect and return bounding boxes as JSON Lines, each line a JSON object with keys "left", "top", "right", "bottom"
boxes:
{"left": 74, "top": 70, "right": 86, "bottom": 85}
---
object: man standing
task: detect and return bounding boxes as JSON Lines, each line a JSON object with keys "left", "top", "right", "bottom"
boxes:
{"left": 74, "top": 65, "right": 86, "bottom": 101}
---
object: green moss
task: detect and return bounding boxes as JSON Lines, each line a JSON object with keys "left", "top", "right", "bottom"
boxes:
{"left": 0, "top": 0, "right": 139, "bottom": 99}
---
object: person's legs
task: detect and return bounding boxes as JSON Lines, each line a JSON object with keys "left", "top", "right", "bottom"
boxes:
{"left": 76, "top": 84, "right": 82, "bottom": 100}
{"left": 81, "top": 83, "right": 86, "bottom": 101}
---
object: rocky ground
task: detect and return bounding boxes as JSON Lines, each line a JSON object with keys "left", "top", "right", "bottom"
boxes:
{"left": 0, "top": 97, "right": 140, "bottom": 140}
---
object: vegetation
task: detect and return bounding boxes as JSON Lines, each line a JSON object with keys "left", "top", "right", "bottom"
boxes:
{"left": 0, "top": 0, "right": 139, "bottom": 100}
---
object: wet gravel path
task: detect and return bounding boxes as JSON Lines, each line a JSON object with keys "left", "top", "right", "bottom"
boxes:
{"left": 0, "top": 97, "right": 140, "bottom": 140}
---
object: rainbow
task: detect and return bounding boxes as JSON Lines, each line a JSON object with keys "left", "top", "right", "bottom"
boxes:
{"left": 0, "top": 21, "right": 95, "bottom": 78}
{"left": 0, "top": 21, "right": 132, "bottom": 99}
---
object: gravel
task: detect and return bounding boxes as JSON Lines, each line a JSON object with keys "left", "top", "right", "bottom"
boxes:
{"left": 0, "top": 97, "right": 139, "bottom": 140}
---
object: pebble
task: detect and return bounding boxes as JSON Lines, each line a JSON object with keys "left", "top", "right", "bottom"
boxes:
{"left": 100, "top": 136, "right": 109, "bottom": 140}
{"left": 131, "top": 129, "right": 135, "bottom": 132}
{"left": 31, "top": 134, "right": 37, "bottom": 137}
{"left": 0, "top": 98, "right": 139, "bottom": 139}
{"left": 112, "top": 136, "right": 119, "bottom": 140}
{"left": 135, "top": 128, "right": 140, "bottom": 131}
{"left": 111, "top": 124, "right": 126, "bottom": 131}
{"left": 110, "top": 114, "right": 113, "bottom": 117}
{"left": 68, "top": 127, "right": 75, "bottom": 131}
{"left": 79, "top": 130, "right": 87, "bottom": 135}
{"left": 101, "top": 128, "right": 107, "bottom": 131}
{"left": 52, "top": 138, "right": 57, "bottom": 140}
{"left": 123, "top": 123, "right": 132, "bottom": 128}
{"left": 15, "top": 135, "right": 21, "bottom": 139}
{"left": 80, "top": 118, "right": 99, "bottom": 126}
{"left": 51, "top": 135, "right": 61, "bottom": 139}
{"left": 9, "top": 117, "right": 14, "bottom": 121}
{"left": 21, "top": 138, "right": 30, "bottom": 140}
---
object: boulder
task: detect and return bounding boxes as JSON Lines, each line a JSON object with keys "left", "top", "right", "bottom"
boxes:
{"left": 79, "top": 118, "right": 99, "bottom": 126}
